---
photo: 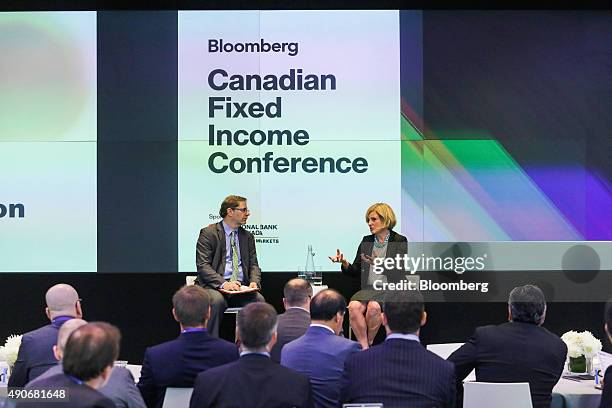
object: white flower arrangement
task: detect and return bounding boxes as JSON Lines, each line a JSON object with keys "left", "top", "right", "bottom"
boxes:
{"left": 0, "top": 334, "right": 22, "bottom": 367}
{"left": 561, "top": 330, "right": 602, "bottom": 358}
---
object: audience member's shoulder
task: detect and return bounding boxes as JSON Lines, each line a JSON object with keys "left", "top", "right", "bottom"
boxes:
{"left": 109, "top": 365, "right": 134, "bottom": 381}
{"left": 145, "top": 337, "right": 182, "bottom": 354}
{"left": 537, "top": 325, "right": 565, "bottom": 340}
{"left": 539, "top": 327, "right": 568, "bottom": 353}
{"left": 328, "top": 334, "right": 360, "bottom": 351}
{"left": 26, "top": 372, "right": 55, "bottom": 389}
{"left": 210, "top": 336, "right": 239, "bottom": 353}
{"left": 22, "top": 324, "right": 55, "bottom": 339}
{"left": 471, "top": 323, "right": 506, "bottom": 338}
{"left": 196, "top": 359, "right": 237, "bottom": 380}
{"left": 26, "top": 365, "right": 63, "bottom": 387}
{"left": 90, "top": 392, "right": 116, "bottom": 408}
{"left": 423, "top": 347, "right": 455, "bottom": 372}
{"left": 348, "top": 342, "right": 383, "bottom": 361}
{"left": 476, "top": 323, "right": 501, "bottom": 333}
{"left": 276, "top": 362, "right": 310, "bottom": 383}
{"left": 276, "top": 311, "right": 290, "bottom": 322}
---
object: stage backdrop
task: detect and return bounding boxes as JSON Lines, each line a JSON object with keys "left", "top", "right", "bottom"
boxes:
{"left": 0, "top": 10, "right": 610, "bottom": 302}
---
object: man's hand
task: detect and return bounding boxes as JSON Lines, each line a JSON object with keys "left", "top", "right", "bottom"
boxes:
{"left": 222, "top": 281, "right": 241, "bottom": 291}
{"left": 248, "top": 282, "right": 258, "bottom": 290}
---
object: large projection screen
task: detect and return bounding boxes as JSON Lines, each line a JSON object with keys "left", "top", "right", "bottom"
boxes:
{"left": 0, "top": 12, "right": 97, "bottom": 272}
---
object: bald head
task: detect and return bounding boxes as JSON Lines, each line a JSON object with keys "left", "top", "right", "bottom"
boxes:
{"left": 57, "top": 319, "right": 88, "bottom": 353}
{"left": 310, "top": 289, "right": 346, "bottom": 335}
{"left": 45, "top": 284, "right": 82, "bottom": 319}
{"left": 63, "top": 322, "right": 121, "bottom": 384}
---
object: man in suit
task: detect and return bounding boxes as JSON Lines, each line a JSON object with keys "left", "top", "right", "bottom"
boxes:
{"left": 19, "top": 322, "right": 119, "bottom": 408}
{"left": 448, "top": 285, "right": 567, "bottom": 408}
{"left": 9, "top": 283, "right": 83, "bottom": 387}
{"left": 340, "top": 290, "right": 455, "bottom": 408}
{"left": 195, "top": 195, "right": 265, "bottom": 337}
{"left": 138, "top": 285, "right": 238, "bottom": 408}
{"left": 270, "top": 278, "right": 312, "bottom": 362}
{"left": 190, "top": 302, "right": 313, "bottom": 408}
{"left": 30, "top": 318, "right": 146, "bottom": 408}
{"left": 281, "top": 289, "right": 361, "bottom": 408}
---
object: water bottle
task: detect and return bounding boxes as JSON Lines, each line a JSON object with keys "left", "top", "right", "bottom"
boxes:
{"left": 305, "top": 244, "right": 315, "bottom": 283}
{"left": 0, "top": 361, "right": 9, "bottom": 386}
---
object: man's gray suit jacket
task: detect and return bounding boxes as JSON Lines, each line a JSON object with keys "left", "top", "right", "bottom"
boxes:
{"left": 195, "top": 221, "right": 261, "bottom": 288}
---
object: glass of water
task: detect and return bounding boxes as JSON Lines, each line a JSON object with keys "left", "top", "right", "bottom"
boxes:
{"left": 312, "top": 266, "right": 323, "bottom": 286}
{"left": 297, "top": 266, "right": 306, "bottom": 280}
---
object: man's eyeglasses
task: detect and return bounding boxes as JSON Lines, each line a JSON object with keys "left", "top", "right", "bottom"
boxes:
{"left": 233, "top": 207, "right": 249, "bottom": 213}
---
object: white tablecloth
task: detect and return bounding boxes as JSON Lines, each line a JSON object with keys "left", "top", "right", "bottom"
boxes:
{"left": 553, "top": 377, "right": 602, "bottom": 408}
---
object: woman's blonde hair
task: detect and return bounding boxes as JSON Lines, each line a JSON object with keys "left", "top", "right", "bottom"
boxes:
{"left": 365, "top": 203, "right": 396, "bottom": 230}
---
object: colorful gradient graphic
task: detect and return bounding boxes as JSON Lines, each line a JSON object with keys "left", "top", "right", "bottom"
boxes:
{"left": 400, "top": 11, "right": 612, "bottom": 243}
{"left": 0, "top": 12, "right": 97, "bottom": 272}
{"left": 0, "top": 12, "right": 96, "bottom": 141}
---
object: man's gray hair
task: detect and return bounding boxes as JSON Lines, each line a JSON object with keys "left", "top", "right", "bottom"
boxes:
{"left": 508, "top": 285, "right": 546, "bottom": 325}
{"left": 237, "top": 302, "right": 278, "bottom": 349}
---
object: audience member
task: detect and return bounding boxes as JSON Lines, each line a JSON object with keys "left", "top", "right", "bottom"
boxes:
{"left": 448, "top": 284, "right": 567, "bottom": 408}
{"left": 190, "top": 302, "right": 312, "bottom": 408}
{"left": 9, "top": 284, "right": 83, "bottom": 386}
{"left": 340, "top": 290, "right": 455, "bottom": 408}
{"left": 137, "top": 285, "right": 238, "bottom": 408}
{"left": 600, "top": 299, "right": 612, "bottom": 408}
{"left": 270, "top": 278, "right": 312, "bottom": 362}
{"left": 19, "top": 322, "right": 120, "bottom": 408}
{"left": 29, "top": 318, "right": 145, "bottom": 408}
{"left": 282, "top": 289, "right": 360, "bottom": 408}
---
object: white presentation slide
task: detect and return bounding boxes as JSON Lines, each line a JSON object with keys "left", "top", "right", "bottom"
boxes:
{"left": 0, "top": 12, "right": 97, "bottom": 272}
{"left": 178, "top": 11, "right": 401, "bottom": 272}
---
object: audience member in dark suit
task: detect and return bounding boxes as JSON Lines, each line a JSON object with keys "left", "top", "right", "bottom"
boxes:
{"left": 18, "top": 322, "right": 120, "bottom": 408}
{"left": 30, "top": 318, "right": 145, "bottom": 408}
{"left": 329, "top": 203, "right": 408, "bottom": 349}
{"left": 9, "top": 283, "right": 83, "bottom": 387}
{"left": 449, "top": 285, "right": 567, "bottom": 408}
{"left": 270, "top": 278, "right": 312, "bottom": 362}
{"left": 190, "top": 302, "right": 313, "bottom": 408}
{"left": 195, "top": 195, "right": 265, "bottom": 337}
{"left": 600, "top": 300, "right": 612, "bottom": 408}
{"left": 282, "top": 289, "right": 360, "bottom": 408}
{"left": 340, "top": 290, "right": 455, "bottom": 408}
{"left": 138, "top": 285, "right": 239, "bottom": 408}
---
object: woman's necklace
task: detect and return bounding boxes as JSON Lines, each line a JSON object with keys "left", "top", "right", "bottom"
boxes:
{"left": 374, "top": 232, "right": 390, "bottom": 248}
